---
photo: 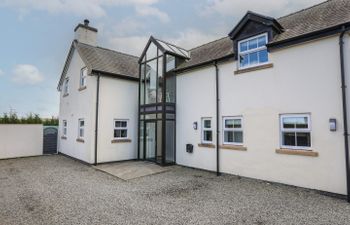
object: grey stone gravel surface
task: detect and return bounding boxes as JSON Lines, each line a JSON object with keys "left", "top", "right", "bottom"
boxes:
{"left": 0, "top": 155, "right": 350, "bottom": 225}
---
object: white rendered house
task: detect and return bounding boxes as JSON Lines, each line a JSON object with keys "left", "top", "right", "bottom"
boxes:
{"left": 57, "top": 20, "right": 139, "bottom": 164}
{"left": 58, "top": 0, "right": 350, "bottom": 199}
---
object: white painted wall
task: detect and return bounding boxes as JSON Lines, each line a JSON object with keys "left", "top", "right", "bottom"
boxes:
{"left": 97, "top": 76, "right": 138, "bottom": 163}
{"left": 0, "top": 125, "right": 43, "bottom": 159}
{"left": 58, "top": 49, "right": 97, "bottom": 164}
{"left": 177, "top": 35, "right": 349, "bottom": 194}
{"left": 176, "top": 66, "right": 217, "bottom": 171}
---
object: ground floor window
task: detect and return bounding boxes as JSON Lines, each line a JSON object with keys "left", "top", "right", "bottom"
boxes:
{"left": 223, "top": 117, "right": 243, "bottom": 145}
{"left": 78, "top": 119, "right": 85, "bottom": 139}
{"left": 114, "top": 119, "right": 128, "bottom": 139}
{"left": 280, "top": 114, "right": 311, "bottom": 149}
{"left": 201, "top": 118, "right": 213, "bottom": 143}
{"left": 62, "top": 120, "right": 67, "bottom": 136}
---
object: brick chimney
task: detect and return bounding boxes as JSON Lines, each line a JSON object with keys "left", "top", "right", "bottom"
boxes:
{"left": 74, "top": 19, "right": 98, "bottom": 46}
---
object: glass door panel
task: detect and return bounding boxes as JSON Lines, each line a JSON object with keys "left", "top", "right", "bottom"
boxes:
{"left": 145, "top": 122, "right": 156, "bottom": 161}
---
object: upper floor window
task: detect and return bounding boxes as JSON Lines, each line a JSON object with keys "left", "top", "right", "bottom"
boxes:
{"left": 201, "top": 118, "right": 213, "bottom": 144}
{"left": 223, "top": 117, "right": 243, "bottom": 145}
{"left": 280, "top": 114, "right": 311, "bottom": 149}
{"left": 63, "top": 78, "right": 69, "bottom": 95}
{"left": 62, "top": 120, "right": 67, "bottom": 136}
{"left": 78, "top": 119, "right": 85, "bottom": 139}
{"left": 238, "top": 33, "right": 268, "bottom": 68}
{"left": 80, "top": 67, "right": 87, "bottom": 88}
{"left": 114, "top": 120, "right": 128, "bottom": 139}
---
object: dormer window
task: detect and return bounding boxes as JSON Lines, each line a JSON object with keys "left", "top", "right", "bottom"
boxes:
{"left": 238, "top": 33, "right": 268, "bottom": 68}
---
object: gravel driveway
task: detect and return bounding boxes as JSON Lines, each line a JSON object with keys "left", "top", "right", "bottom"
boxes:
{"left": 0, "top": 155, "right": 350, "bottom": 225}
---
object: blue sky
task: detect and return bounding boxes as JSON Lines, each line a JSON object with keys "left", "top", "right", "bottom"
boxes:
{"left": 0, "top": 0, "right": 323, "bottom": 117}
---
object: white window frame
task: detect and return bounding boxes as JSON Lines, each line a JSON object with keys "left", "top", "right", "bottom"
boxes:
{"left": 280, "top": 114, "right": 312, "bottom": 150}
{"left": 80, "top": 67, "right": 87, "bottom": 88}
{"left": 63, "top": 78, "right": 69, "bottom": 95}
{"left": 223, "top": 116, "right": 243, "bottom": 145}
{"left": 78, "top": 119, "right": 85, "bottom": 139}
{"left": 62, "top": 120, "right": 67, "bottom": 137}
{"left": 237, "top": 33, "right": 269, "bottom": 69}
{"left": 113, "top": 119, "right": 129, "bottom": 140}
{"left": 201, "top": 117, "right": 213, "bottom": 144}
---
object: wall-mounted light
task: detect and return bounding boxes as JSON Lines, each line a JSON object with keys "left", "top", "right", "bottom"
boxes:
{"left": 193, "top": 122, "right": 198, "bottom": 130}
{"left": 329, "top": 118, "right": 337, "bottom": 132}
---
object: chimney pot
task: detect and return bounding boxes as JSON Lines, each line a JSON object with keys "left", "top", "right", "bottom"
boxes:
{"left": 84, "top": 19, "right": 90, "bottom": 26}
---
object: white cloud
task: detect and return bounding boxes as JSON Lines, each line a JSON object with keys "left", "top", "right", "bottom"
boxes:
{"left": 135, "top": 5, "right": 170, "bottom": 23}
{"left": 12, "top": 64, "right": 44, "bottom": 85}
{"left": 108, "top": 36, "right": 149, "bottom": 56}
{"left": 165, "top": 29, "right": 222, "bottom": 50}
{"left": 107, "top": 28, "right": 222, "bottom": 57}
{"left": 0, "top": 0, "right": 167, "bottom": 19}
{"left": 200, "top": 0, "right": 324, "bottom": 18}
{"left": 0, "top": 69, "right": 4, "bottom": 76}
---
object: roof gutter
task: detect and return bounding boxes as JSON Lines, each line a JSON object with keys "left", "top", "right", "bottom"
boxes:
{"left": 94, "top": 73, "right": 101, "bottom": 165}
{"left": 174, "top": 53, "right": 234, "bottom": 74}
{"left": 339, "top": 26, "right": 350, "bottom": 203}
{"left": 268, "top": 22, "right": 350, "bottom": 50}
{"left": 91, "top": 69, "right": 139, "bottom": 82}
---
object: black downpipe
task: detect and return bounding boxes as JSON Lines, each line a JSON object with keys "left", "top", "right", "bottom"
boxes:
{"left": 339, "top": 26, "right": 350, "bottom": 202}
{"left": 215, "top": 61, "right": 221, "bottom": 176}
{"left": 94, "top": 73, "right": 101, "bottom": 165}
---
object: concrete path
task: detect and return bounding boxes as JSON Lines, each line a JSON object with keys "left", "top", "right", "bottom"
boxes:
{"left": 95, "top": 160, "right": 170, "bottom": 180}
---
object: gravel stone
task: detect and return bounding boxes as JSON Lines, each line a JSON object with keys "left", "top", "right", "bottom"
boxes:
{"left": 0, "top": 155, "right": 350, "bottom": 225}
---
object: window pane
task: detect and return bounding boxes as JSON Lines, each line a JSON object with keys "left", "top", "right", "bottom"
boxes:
{"left": 225, "top": 119, "right": 234, "bottom": 128}
{"left": 258, "top": 36, "right": 267, "bottom": 47}
{"left": 234, "top": 131, "right": 243, "bottom": 143}
{"left": 224, "top": 131, "right": 234, "bottom": 143}
{"left": 233, "top": 119, "right": 241, "bottom": 128}
{"left": 204, "top": 120, "right": 211, "bottom": 128}
{"left": 296, "top": 132, "right": 311, "bottom": 147}
{"left": 121, "top": 121, "right": 127, "bottom": 127}
{"left": 240, "top": 54, "right": 249, "bottom": 67}
{"left": 249, "top": 52, "right": 258, "bottom": 65}
{"left": 240, "top": 41, "right": 248, "bottom": 52}
{"left": 204, "top": 131, "right": 212, "bottom": 141}
{"left": 295, "top": 117, "right": 308, "bottom": 129}
{"left": 80, "top": 120, "right": 84, "bottom": 127}
{"left": 258, "top": 49, "right": 268, "bottom": 63}
{"left": 283, "top": 132, "right": 296, "bottom": 146}
{"left": 80, "top": 128, "right": 84, "bottom": 137}
{"left": 248, "top": 38, "right": 258, "bottom": 50}
{"left": 114, "top": 129, "right": 121, "bottom": 138}
{"left": 115, "top": 121, "right": 122, "bottom": 127}
{"left": 121, "top": 129, "right": 127, "bottom": 138}
{"left": 283, "top": 118, "right": 296, "bottom": 129}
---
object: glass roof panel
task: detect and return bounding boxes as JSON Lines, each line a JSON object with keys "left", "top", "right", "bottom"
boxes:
{"left": 155, "top": 38, "right": 190, "bottom": 58}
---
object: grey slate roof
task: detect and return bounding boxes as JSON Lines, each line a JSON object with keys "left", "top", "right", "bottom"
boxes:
{"left": 177, "top": 0, "right": 350, "bottom": 71}
{"left": 176, "top": 37, "right": 234, "bottom": 70}
{"left": 273, "top": 0, "right": 350, "bottom": 43}
{"left": 75, "top": 42, "right": 139, "bottom": 78}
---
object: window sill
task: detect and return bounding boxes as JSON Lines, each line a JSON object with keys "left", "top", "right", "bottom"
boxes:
{"left": 78, "top": 86, "right": 87, "bottom": 92}
{"left": 76, "top": 138, "right": 85, "bottom": 143}
{"left": 198, "top": 143, "right": 215, "bottom": 148}
{"left": 63, "top": 93, "right": 69, "bottom": 97}
{"left": 61, "top": 136, "right": 67, "bottom": 140}
{"left": 234, "top": 63, "right": 273, "bottom": 75}
{"left": 276, "top": 148, "right": 318, "bottom": 157}
{"left": 111, "top": 139, "right": 132, "bottom": 144}
{"left": 220, "top": 145, "right": 247, "bottom": 151}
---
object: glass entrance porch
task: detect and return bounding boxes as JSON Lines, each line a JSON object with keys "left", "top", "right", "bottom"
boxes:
{"left": 138, "top": 37, "right": 189, "bottom": 165}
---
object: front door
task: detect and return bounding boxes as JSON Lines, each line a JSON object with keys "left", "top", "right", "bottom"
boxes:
{"left": 145, "top": 121, "right": 156, "bottom": 161}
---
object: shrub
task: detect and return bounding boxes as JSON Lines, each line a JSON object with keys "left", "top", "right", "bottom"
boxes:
{"left": 0, "top": 112, "right": 58, "bottom": 125}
